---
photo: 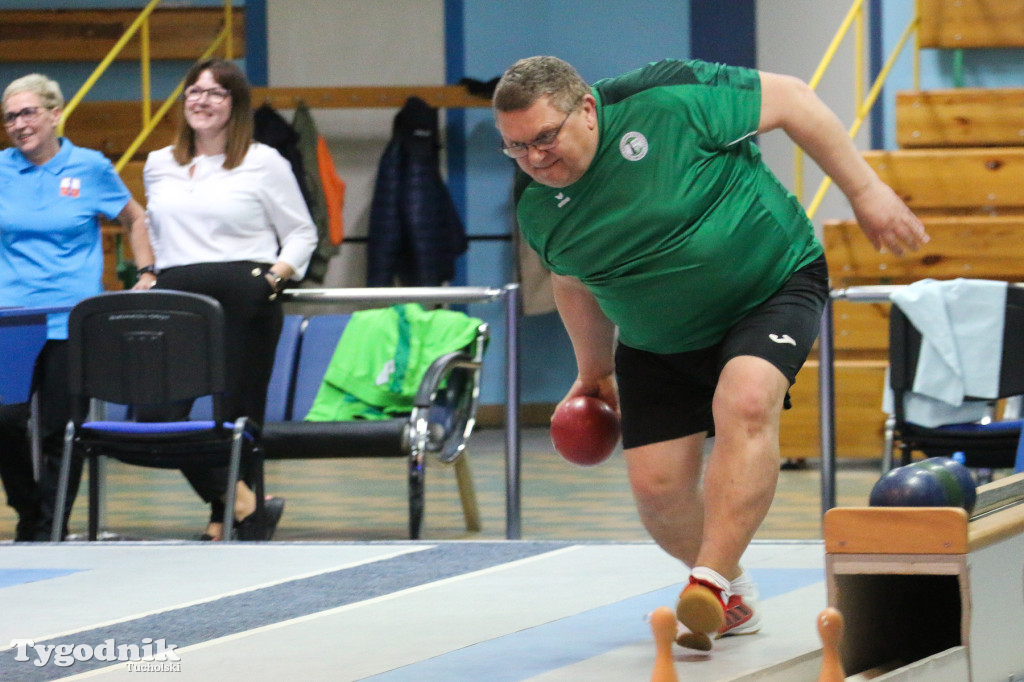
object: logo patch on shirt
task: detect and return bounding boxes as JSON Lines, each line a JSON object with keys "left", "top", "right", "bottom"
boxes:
{"left": 554, "top": 192, "right": 571, "bottom": 208}
{"left": 59, "top": 177, "right": 81, "bottom": 198}
{"left": 619, "top": 132, "right": 648, "bottom": 161}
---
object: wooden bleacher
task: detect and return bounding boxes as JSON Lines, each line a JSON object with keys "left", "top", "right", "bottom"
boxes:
{"left": 0, "top": 8, "right": 244, "bottom": 63}
{"left": 785, "top": 0, "right": 1024, "bottom": 460}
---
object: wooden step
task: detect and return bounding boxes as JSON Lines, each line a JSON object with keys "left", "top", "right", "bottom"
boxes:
{"left": 863, "top": 148, "right": 1024, "bottom": 212}
{"left": 824, "top": 216, "right": 1024, "bottom": 286}
{"left": 0, "top": 7, "right": 244, "bottom": 63}
{"left": 780, "top": 359, "right": 888, "bottom": 459}
{"left": 918, "top": 0, "right": 1024, "bottom": 49}
{"left": 62, "top": 101, "right": 177, "bottom": 159}
{"left": 897, "top": 89, "right": 1024, "bottom": 148}
{"left": 832, "top": 300, "right": 891, "bottom": 354}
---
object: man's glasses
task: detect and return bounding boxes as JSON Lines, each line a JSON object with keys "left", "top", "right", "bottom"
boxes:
{"left": 183, "top": 86, "right": 230, "bottom": 104}
{"left": 501, "top": 111, "right": 572, "bottom": 158}
{"left": 2, "top": 106, "right": 48, "bottom": 127}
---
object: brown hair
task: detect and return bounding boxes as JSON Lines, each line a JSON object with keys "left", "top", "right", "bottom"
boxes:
{"left": 493, "top": 56, "right": 589, "bottom": 115}
{"left": 172, "top": 58, "right": 253, "bottom": 169}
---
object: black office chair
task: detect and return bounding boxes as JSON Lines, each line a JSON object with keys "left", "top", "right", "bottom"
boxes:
{"left": 260, "top": 312, "right": 487, "bottom": 539}
{"left": 51, "top": 290, "right": 263, "bottom": 542}
{"left": 889, "top": 282, "right": 1024, "bottom": 470}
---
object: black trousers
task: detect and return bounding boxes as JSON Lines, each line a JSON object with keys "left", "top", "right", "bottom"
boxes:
{"left": 154, "top": 261, "right": 283, "bottom": 523}
{"left": 0, "top": 340, "right": 78, "bottom": 541}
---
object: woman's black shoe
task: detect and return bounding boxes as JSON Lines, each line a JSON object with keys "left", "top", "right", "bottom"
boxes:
{"left": 234, "top": 496, "right": 285, "bottom": 541}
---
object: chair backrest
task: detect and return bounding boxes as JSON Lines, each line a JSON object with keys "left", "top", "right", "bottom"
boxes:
{"left": 182, "top": 313, "right": 303, "bottom": 422}
{"left": 264, "top": 314, "right": 304, "bottom": 422}
{"left": 67, "top": 291, "right": 226, "bottom": 421}
{"left": 890, "top": 282, "right": 1024, "bottom": 418}
{"left": 288, "top": 314, "right": 353, "bottom": 420}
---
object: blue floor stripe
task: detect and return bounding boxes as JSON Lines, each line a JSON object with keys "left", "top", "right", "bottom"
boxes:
{"left": 0, "top": 568, "right": 84, "bottom": 589}
{"left": 364, "top": 568, "right": 824, "bottom": 681}
{"left": 0, "top": 542, "right": 572, "bottom": 681}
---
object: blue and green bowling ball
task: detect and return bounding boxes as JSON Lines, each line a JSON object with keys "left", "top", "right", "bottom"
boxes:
{"left": 911, "top": 456, "right": 977, "bottom": 514}
{"left": 869, "top": 457, "right": 977, "bottom": 512}
{"left": 869, "top": 465, "right": 951, "bottom": 508}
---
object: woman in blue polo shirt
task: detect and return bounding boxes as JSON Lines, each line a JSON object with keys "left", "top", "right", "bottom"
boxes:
{"left": 0, "top": 73, "right": 155, "bottom": 541}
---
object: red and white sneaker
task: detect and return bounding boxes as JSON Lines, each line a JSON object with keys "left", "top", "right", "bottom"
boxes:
{"left": 675, "top": 576, "right": 727, "bottom": 634}
{"left": 675, "top": 592, "right": 762, "bottom": 651}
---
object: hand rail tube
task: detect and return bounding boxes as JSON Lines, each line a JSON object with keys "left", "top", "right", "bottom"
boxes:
{"left": 794, "top": 1, "right": 920, "bottom": 214}
{"left": 59, "top": 0, "right": 163, "bottom": 134}
{"left": 818, "top": 284, "right": 906, "bottom": 516}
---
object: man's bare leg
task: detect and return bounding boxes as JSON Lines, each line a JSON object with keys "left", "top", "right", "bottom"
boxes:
{"left": 695, "top": 355, "right": 788, "bottom": 579}
{"left": 624, "top": 432, "right": 707, "bottom": 567}
{"left": 677, "top": 355, "right": 788, "bottom": 633}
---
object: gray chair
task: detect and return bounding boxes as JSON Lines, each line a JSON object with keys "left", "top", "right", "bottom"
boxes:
{"left": 52, "top": 290, "right": 263, "bottom": 542}
{"left": 259, "top": 313, "right": 487, "bottom": 539}
{"left": 889, "top": 282, "right": 1024, "bottom": 471}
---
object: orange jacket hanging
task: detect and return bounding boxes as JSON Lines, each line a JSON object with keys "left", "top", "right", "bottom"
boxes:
{"left": 317, "top": 135, "right": 345, "bottom": 246}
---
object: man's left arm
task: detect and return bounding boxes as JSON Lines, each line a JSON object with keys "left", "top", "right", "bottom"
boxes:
{"left": 757, "top": 71, "right": 928, "bottom": 256}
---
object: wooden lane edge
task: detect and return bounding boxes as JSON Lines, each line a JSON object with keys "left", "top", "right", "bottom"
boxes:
{"left": 825, "top": 475, "right": 1024, "bottom": 555}
{"left": 967, "top": 473, "right": 1024, "bottom": 552}
{"left": 968, "top": 502, "right": 1024, "bottom": 553}
{"left": 824, "top": 507, "right": 969, "bottom": 554}
{"left": 973, "top": 471, "right": 1024, "bottom": 515}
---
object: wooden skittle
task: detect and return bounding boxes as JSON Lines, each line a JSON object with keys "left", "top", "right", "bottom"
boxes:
{"left": 817, "top": 607, "right": 846, "bottom": 682}
{"left": 650, "top": 606, "right": 680, "bottom": 682}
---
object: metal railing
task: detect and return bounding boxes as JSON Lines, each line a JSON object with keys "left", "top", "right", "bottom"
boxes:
{"left": 794, "top": 0, "right": 921, "bottom": 219}
{"left": 57, "top": 0, "right": 236, "bottom": 173}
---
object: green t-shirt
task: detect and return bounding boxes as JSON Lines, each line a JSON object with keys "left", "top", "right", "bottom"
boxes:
{"left": 514, "top": 59, "right": 824, "bottom": 353}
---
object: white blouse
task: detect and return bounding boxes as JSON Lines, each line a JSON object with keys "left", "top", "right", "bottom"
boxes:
{"left": 143, "top": 143, "right": 317, "bottom": 279}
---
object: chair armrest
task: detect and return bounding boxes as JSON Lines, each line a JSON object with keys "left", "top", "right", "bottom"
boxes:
{"left": 413, "top": 351, "right": 482, "bottom": 408}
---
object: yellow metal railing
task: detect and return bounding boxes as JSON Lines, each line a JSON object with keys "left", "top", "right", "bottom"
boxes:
{"left": 57, "top": 0, "right": 236, "bottom": 173}
{"left": 795, "top": 0, "right": 921, "bottom": 219}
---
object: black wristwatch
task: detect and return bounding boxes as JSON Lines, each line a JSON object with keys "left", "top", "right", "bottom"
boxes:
{"left": 137, "top": 264, "right": 158, "bottom": 277}
{"left": 265, "top": 270, "right": 284, "bottom": 301}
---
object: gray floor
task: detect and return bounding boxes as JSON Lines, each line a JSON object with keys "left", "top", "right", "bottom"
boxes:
{"left": 0, "top": 540, "right": 828, "bottom": 681}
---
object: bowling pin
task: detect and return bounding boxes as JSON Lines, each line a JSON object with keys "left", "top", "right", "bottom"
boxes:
{"left": 650, "top": 606, "right": 679, "bottom": 682}
{"left": 817, "top": 607, "right": 846, "bottom": 682}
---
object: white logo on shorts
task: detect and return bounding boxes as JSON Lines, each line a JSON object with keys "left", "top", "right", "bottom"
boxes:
{"left": 769, "top": 333, "right": 796, "bottom": 346}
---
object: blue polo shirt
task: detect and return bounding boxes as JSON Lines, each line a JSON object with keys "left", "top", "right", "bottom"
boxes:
{"left": 0, "top": 138, "right": 130, "bottom": 339}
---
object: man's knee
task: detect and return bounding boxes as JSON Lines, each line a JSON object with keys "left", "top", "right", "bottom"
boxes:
{"left": 715, "top": 358, "right": 788, "bottom": 428}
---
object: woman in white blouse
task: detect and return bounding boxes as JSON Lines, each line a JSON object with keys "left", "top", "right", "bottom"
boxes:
{"left": 143, "top": 58, "right": 317, "bottom": 541}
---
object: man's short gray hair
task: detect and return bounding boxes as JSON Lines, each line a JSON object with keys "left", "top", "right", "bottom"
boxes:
{"left": 493, "top": 56, "right": 589, "bottom": 114}
{"left": 3, "top": 73, "right": 64, "bottom": 111}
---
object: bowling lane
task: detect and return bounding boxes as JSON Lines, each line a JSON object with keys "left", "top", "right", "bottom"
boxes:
{"left": 41, "top": 542, "right": 825, "bottom": 682}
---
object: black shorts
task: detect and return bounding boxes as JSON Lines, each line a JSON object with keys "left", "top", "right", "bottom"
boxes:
{"left": 615, "top": 255, "right": 829, "bottom": 449}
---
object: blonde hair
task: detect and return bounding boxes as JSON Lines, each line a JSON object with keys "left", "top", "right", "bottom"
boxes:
{"left": 172, "top": 59, "right": 253, "bottom": 170}
{"left": 493, "top": 56, "right": 589, "bottom": 114}
{"left": 3, "top": 73, "right": 64, "bottom": 111}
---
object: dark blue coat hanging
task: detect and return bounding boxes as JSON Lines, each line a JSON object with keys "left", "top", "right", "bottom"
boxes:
{"left": 367, "top": 96, "right": 467, "bottom": 287}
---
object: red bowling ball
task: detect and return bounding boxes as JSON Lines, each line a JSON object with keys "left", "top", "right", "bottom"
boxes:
{"left": 550, "top": 396, "right": 621, "bottom": 467}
